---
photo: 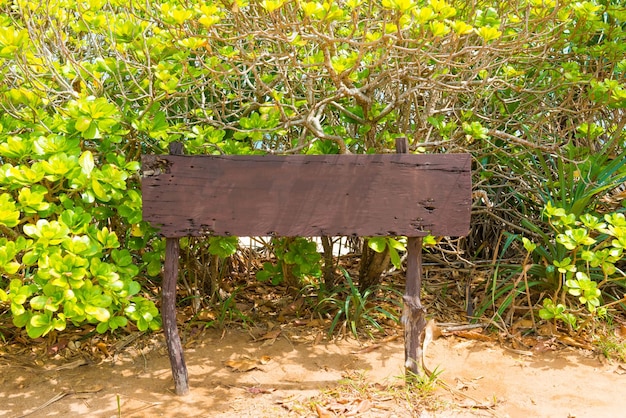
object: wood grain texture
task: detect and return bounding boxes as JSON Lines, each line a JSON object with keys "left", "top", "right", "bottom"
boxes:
{"left": 142, "top": 153, "right": 471, "bottom": 238}
{"left": 162, "top": 238, "right": 189, "bottom": 395}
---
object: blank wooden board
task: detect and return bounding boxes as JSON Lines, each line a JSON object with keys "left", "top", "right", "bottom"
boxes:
{"left": 142, "top": 153, "right": 472, "bottom": 238}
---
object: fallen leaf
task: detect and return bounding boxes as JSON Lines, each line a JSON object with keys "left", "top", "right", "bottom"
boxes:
{"left": 380, "top": 334, "right": 401, "bottom": 343}
{"left": 353, "top": 399, "right": 372, "bottom": 415}
{"left": 50, "top": 358, "right": 89, "bottom": 371}
{"left": 512, "top": 319, "right": 534, "bottom": 330}
{"left": 537, "top": 322, "right": 556, "bottom": 336}
{"left": 197, "top": 310, "right": 216, "bottom": 321}
{"left": 426, "top": 319, "right": 442, "bottom": 340}
{"left": 315, "top": 403, "right": 335, "bottom": 418}
{"left": 455, "top": 380, "right": 469, "bottom": 391}
{"left": 258, "top": 329, "right": 281, "bottom": 341}
{"left": 557, "top": 335, "right": 593, "bottom": 350}
{"left": 245, "top": 386, "right": 275, "bottom": 394}
{"left": 531, "top": 339, "right": 556, "bottom": 353}
{"left": 453, "top": 331, "right": 492, "bottom": 342}
{"left": 96, "top": 342, "right": 110, "bottom": 356}
{"left": 225, "top": 359, "right": 260, "bottom": 372}
{"left": 455, "top": 376, "right": 481, "bottom": 391}
{"left": 260, "top": 339, "right": 277, "bottom": 347}
{"left": 351, "top": 344, "right": 380, "bottom": 354}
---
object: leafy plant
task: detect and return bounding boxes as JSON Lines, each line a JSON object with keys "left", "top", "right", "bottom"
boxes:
{"left": 0, "top": 82, "right": 159, "bottom": 339}
{"left": 405, "top": 366, "right": 442, "bottom": 393}
{"left": 257, "top": 237, "right": 322, "bottom": 288}
{"left": 529, "top": 145, "right": 626, "bottom": 217}
{"left": 0, "top": 205, "right": 161, "bottom": 338}
{"left": 317, "top": 268, "right": 400, "bottom": 338}
{"left": 367, "top": 237, "right": 406, "bottom": 270}
{"left": 524, "top": 205, "right": 626, "bottom": 329}
{"left": 1, "top": 0, "right": 626, "bottom": 340}
{"left": 595, "top": 330, "right": 626, "bottom": 362}
{"left": 537, "top": 299, "right": 577, "bottom": 328}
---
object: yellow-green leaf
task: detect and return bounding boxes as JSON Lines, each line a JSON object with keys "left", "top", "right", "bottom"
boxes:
{"left": 429, "top": 21, "right": 450, "bottom": 37}
{"left": 85, "top": 305, "right": 111, "bottom": 322}
{"left": 261, "top": 0, "right": 284, "bottom": 13}
{"left": 79, "top": 150, "right": 95, "bottom": 177}
{"left": 476, "top": 26, "right": 502, "bottom": 42}
{"left": 451, "top": 20, "right": 473, "bottom": 35}
{"left": 413, "top": 7, "right": 435, "bottom": 24}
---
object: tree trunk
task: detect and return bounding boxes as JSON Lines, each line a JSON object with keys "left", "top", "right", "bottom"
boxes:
{"left": 358, "top": 239, "right": 390, "bottom": 292}
{"left": 280, "top": 237, "right": 300, "bottom": 291}
{"left": 321, "top": 235, "right": 338, "bottom": 290}
{"left": 208, "top": 253, "right": 220, "bottom": 302}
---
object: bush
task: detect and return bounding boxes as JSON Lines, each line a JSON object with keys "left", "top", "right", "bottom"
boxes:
{"left": 1, "top": 0, "right": 625, "bottom": 338}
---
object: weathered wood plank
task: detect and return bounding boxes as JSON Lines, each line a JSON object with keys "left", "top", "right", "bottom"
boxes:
{"left": 142, "top": 154, "right": 471, "bottom": 238}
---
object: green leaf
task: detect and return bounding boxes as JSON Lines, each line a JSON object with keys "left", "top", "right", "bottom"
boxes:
{"left": 521, "top": 237, "right": 536, "bottom": 253}
{"left": 85, "top": 305, "right": 111, "bottom": 322}
{"left": 389, "top": 247, "right": 401, "bottom": 269}
{"left": 96, "top": 321, "right": 109, "bottom": 333}
{"left": 79, "top": 150, "right": 95, "bottom": 176}
{"left": 0, "top": 194, "right": 21, "bottom": 227}
{"left": 208, "top": 236, "right": 238, "bottom": 258}
{"left": 388, "top": 238, "right": 406, "bottom": 252}
{"left": 123, "top": 280, "right": 139, "bottom": 296}
{"left": 476, "top": 26, "right": 502, "bottom": 42}
{"left": 27, "top": 324, "right": 51, "bottom": 338}
{"left": 18, "top": 186, "right": 50, "bottom": 214}
{"left": 91, "top": 178, "right": 110, "bottom": 201}
{"left": 29, "top": 295, "right": 49, "bottom": 310}
{"left": 368, "top": 237, "right": 387, "bottom": 253}
{"left": 96, "top": 227, "right": 120, "bottom": 248}
{"left": 112, "top": 316, "right": 128, "bottom": 329}
{"left": 30, "top": 313, "right": 51, "bottom": 328}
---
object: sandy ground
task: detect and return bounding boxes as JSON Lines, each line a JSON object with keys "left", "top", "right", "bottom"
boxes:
{"left": 1, "top": 325, "right": 624, "bottom": 418}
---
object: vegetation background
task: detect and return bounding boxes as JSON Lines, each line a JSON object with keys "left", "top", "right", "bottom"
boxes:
{"left": 1, "top": 0, "right": 625, "bottom": 354}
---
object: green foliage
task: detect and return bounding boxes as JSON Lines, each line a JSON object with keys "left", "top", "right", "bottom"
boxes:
{"left": 0, "top": 5, "right": 162, "bottom": 338}
{"left": 367, "top": 237, "right": 406, "bottom": 270}
{"left": 257, "top": 237, "right": 322, "bottom": 285}
{"left": 208, "top": 236, "right": 239, "bottom": 259}
{"left": 317, "top": 269, "right": 401, "bottom": 338}
{"left": 596, "top": 332, "right": 626, "bottom": 363}
{"left": 1, "top": 0, "right": 626, "bottom": 339}
{"left": 538, "top": 299, "right": 577, "bottom": 328}
{"left": 210, "top": 289, "right": 251, "bottom": 329}
{"left": 405, "top": 366, "right": 442, "bottom": 393}
{"left": 526, "top": 146, "right": 626, "bottom": 217}
{"left": 0, "top": 176, "right": 161, "bottom": 337}
{"left": 256, "top": 262, "right": 284, "bottom": 286}
{"left": 524, "top": 205, "right": 626, "bottom": 328}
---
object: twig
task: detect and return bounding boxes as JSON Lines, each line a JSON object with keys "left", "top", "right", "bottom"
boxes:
{"left": 49, "top": 358, "right": 90, "bottom": 371}
{"left": 17, "top": 388, "right": 103, "bottom": 418}
{"left": 440, "top": 323, "right": 489, "bottom": 333}
{"left": 111, "top": 331, "right": 144, "bottom": 352}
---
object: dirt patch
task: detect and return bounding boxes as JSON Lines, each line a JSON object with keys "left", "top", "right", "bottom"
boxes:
{"left": 1, "top": 326, "right": 624, "bottom": 417}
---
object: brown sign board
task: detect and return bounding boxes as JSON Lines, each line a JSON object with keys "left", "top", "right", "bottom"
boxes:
{"left": 142, "top": 153, "right": 471, "bottom": 238}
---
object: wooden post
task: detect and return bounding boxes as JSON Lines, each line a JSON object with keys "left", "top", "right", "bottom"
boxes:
{"left": 162, "top": 142, "right": 189, "bottom": 395}
{"left": 396, "top": 137, "right": 427, "bottom": 377}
